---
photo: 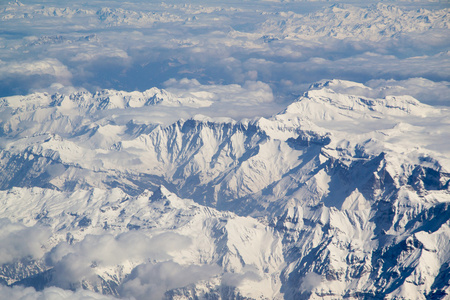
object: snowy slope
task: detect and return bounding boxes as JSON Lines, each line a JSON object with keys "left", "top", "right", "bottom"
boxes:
{"left": 258, "top": 3, "right": 450, "bottom": 41}
{"left": 0, "top": 186, "right": 284, "bottom": 299}
{"left": 0, "top": 81, "right": 449, "bottom": 299}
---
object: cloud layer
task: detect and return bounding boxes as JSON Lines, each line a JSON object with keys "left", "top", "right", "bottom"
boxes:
{"left": 119, "top": 261, "right": 220, "bottom": 300}
{"left": 45, "top": 231, "right": 192, "bottom": 289}
{"left": 0, "top": 219, "right": 51, "bottom": 265}
{"left": 0, "top": 0, "right": 448, "bottom": 116}
{"left": 0, "top": 2, "right": 449, "bottom": 298}
{"left": 0, "top": 285, "right": 118, "bottom": 300}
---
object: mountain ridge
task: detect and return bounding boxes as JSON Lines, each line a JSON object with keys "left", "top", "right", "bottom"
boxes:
{"left": 0, "top": 80, "right": 449, "bottom": 299}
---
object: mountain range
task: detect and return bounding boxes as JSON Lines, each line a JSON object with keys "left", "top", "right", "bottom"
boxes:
{"left": 0, "top": 80, "right": 449, "bottom": 299}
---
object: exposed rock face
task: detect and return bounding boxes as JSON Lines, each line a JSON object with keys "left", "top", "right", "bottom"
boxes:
{"left": 0, "top": 81, "right": 449, "bottom": 299}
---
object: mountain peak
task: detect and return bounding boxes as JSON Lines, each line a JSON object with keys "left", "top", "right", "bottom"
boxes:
{"left": 150, "top": 185, "right": 172, "bottom": 202}
{"left": 308, "top": 79, "right": 369, "bottom": 91}
{"left": 287, "top": 80, "right": 436, "bottom": 121}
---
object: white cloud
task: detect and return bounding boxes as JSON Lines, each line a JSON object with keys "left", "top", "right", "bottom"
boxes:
{"left": 0, "top": 218, "right": 51, "bottom": 265}
{"left": 119, "top": 261, "right": 220, "bottom": 300}
{"left": 1, "top": 1, "right": 448, "bottom": 109}
{"left": 30, "top": 82, "right": 89, "bottom": 95}
{"left": 299, "top": 272, "right": 322, "bottom": 292}
{"left": 0, "top": 285, "right": 118, "bottom": 300}
{"left": 70, "top": 48, "right": 129, "bottom": 63}
{"left": 45, "top": 231, "right": 192, "bottom": 289}
{"left": 366, "top": 77, "right": 450, "bottom": 106}
{"left": 151, "top": 78, "right": 282, "bottom": 121}
{"left": 1, "top": 1, "right": 447, "bottom": 123}
{"left": 0, "top": 59, "right": 72, "bottom": 83}
{"left": 221, "top": 268, "right": 261, "bottom": 287}
{"left": 164, "top": 78, "right": 274, "bottom": 105}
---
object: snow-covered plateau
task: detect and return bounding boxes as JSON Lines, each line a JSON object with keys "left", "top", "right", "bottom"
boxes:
{"left": 0, "top": 80, "right": 449, "bottom": 299}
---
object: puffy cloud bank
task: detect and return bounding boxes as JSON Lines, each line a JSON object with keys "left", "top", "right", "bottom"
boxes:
{"left": 164, "top": 78, "right": 274, "bottom": 106}
{"left": 0, "top": 0, "right": 448, "bottom": 115}
{"left": 45, "top": 231, "right": 192, "bottom": 289}
{"left": 0, "top": 226, "right": 220, "bottom": 299}
{"left": 0, "top": 219, "right": 51, "bottom": 265}
{"left": 119, "top": 261, "right": 220, "bottom": 300}
{"left": 0, "top": 1, "right": 449, "bottom": 299}
{"left": 0, "top": 285, "right": 118, "bottom": 300}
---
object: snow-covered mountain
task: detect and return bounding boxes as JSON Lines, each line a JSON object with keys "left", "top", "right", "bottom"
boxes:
{"left": 258, "top": 3, "right": 450, "bottom": 41}
{"left": 0, "top": 80, "right": 449, "bottom": 299}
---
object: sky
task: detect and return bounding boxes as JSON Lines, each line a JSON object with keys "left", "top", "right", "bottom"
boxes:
{"left": 0, "top": 0, "right": 449, "bottom": 123}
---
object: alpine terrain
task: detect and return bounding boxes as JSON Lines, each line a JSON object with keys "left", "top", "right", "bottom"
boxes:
{"left": 0, "top": 79, "right": 449, "bottom": 299}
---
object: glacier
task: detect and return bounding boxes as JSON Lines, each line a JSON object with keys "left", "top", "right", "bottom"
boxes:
{"left": 0, "top": 80, "right": 449, "bottom": 299}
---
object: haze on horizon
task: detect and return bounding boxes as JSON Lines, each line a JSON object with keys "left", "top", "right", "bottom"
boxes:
{"left": 0, "top": 1, "right": 450, "bottom": 299}
{"left": 1, "top": 0, "right": 449, "bottom": 122}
